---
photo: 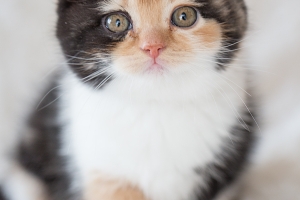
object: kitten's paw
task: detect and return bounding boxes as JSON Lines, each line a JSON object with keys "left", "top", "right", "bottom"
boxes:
{"left": 85, "top": 173, "right": 148, "bottom": 200}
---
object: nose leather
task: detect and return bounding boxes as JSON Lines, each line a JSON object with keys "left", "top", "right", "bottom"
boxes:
{"left": 141, "top": 44, "right": 164, "bottom": 58}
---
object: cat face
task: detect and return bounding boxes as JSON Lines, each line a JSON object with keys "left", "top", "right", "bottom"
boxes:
{"left": 57, "top": 0, "right": 247, "bottom": 88}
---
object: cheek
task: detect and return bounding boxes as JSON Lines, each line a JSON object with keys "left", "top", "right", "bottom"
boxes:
{"left": 112, "top": 32, "right": 139, "bottom": 57}
{"left": 163, "top": 33, "right": 194, "bottom": 66}
{"left": 168, "top": 33, "right": 193, "bottom": 52}
{"left": 192, "top": 20, "right": 222, "bottom": 49}
{"left": 111, "top": 34, "right": 149, "bottom": 74}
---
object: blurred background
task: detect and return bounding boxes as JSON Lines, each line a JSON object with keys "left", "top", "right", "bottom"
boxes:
{"left": 0, "top": 0, "right": 300, "bottom": 199}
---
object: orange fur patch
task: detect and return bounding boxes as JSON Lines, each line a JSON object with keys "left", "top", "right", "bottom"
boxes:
{"left": 193, "top": 20, "right": 222, "bottom": 48}
{"left": 84, "top": 174, "right": 148, "bottom": 200}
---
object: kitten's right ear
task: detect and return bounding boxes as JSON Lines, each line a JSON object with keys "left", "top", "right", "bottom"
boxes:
{"left": 58, "top": 0, "right": 87, "bottom": 2}
{"left": 57, "top": 0, "right": 73, "bottom": 12}
{"left": 57, "top": 0, "right": 85, "bottom": 12}
{"left": 57, "top": 0, "right": 96, "bottom": 11}
{"left": 58, "top": 0, "right": 95, "bottom": 3}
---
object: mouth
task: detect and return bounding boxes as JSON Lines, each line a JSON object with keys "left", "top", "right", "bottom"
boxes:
{"left": 145, "top": 59, "right": 165, "bottom": 73}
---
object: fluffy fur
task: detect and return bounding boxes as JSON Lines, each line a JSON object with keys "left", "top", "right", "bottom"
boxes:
{"left": 18, "top": 0, "right": 253, "bottom": 200}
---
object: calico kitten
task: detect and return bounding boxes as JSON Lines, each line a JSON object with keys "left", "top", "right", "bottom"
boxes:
{"left": 19, "top": 0, "right": 253, "bottom": 200}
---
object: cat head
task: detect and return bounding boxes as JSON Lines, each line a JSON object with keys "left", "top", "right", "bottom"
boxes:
{"left": 57, "top": 0, "right": 247, "bottom": 89}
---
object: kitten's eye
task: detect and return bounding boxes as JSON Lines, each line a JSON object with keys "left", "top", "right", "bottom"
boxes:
{"left": 171, "top": 7, "right": 198, "bottom": 28}
{"left": 105, "top": 13, "right": 131, "bottom": 33}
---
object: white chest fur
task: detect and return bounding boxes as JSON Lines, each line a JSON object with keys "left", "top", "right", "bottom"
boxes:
{"left": 60, "top": 65, "right": 246, "bottom": 200}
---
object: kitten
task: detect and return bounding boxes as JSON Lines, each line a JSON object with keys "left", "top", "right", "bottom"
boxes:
{"left": 18, "top": 0, "right": 254, "bottom": 200}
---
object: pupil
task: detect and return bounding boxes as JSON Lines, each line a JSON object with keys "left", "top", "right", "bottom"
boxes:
{"left": 180, "top": 12, "right": 187, "bottom": 21}
{"left": 116, "top": 19, "right": 121, "bottom": 27}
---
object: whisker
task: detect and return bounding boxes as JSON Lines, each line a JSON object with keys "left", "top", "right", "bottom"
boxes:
{"left": 36, "top": 67, "right": 111, "bottom": 111}
{"left": 36, "top": 85, "right": 62, "bottom": 110}
{"left": 37, "top": 94, "right": 64, "bottom": 112}
{"left": 81, "top": 68, "right": 109, "bottom": 82}
{"left": 95, "top": 73, "right": 114, "bottom": 90}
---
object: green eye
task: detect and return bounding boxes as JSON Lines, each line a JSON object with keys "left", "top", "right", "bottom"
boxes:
{"left": 171, "top": 6, "right": 198, "bottom": 28}
{"left": 105, "top": 13, "right": 131, "bottom": 33}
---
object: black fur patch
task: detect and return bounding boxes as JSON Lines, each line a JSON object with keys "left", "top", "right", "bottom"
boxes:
{"left": 56, "top": 0, "right": 126, "bottom": 88}
{"left": 0, "top": 188, "right": 6, "bottom": 200}
{"left": 195, "top": 109, "right": 254, "bottom": 199}
{"left": 19, "top": 79, "right": 75, "bottom": 200}
{"left": 195, "top": 0, "right": 248, "bottom": 69}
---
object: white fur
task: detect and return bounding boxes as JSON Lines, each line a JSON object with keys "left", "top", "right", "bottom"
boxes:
{"left": 60, "top": 58, "right": 247, "bottom": 200}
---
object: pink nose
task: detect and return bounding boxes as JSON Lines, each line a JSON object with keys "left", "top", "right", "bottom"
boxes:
{"left": 142, "top": 44, "right": 164, "bottom": 58}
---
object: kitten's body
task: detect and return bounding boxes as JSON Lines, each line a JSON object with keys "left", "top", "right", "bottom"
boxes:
{"left": 19, "top": 0, "right": 254, "bottom": 200}
{"left": 61, "top": 60, "right": 251, "bottom": 200}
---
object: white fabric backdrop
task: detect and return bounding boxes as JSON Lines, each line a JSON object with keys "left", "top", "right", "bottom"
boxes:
{"left": 0, "top": 0, "right": 59, "bottom": 184}
{"left": 0, "top": 0, "right": 300, "bottom": 199}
